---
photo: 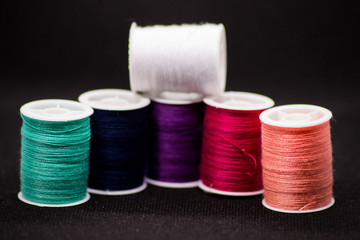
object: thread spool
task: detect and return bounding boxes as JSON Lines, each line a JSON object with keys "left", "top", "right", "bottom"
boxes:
{"left": 199, "top": 92, "right": 274, "bottom": 196}
{"left": 145, "top": 91, "right": 204, "bottom": 188}
{"left": 129, "top": 22, "right": 227, "bottom": 96}
{"left": 79, "top": 89, "right": 150, "bottom": 195}
{"left": 19, "top": 99, "right": 93, "bottom": 207}
{"left": 260, "top": 104, "right": 334, "bottom": 213}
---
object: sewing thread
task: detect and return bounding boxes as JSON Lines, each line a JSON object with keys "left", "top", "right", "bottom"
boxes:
{"left": 146, "top": 95, "right": 204, "bottom": 187}
{"left": 129, "top": 22, "right": 227, "bottom": 96}
{"left": 19, "top": 99, "right": 93, "bottom": 207}
{"left": 199, "top": 92, "right": 274, "bottom": 195}
{"left": 260, "top": 104, "right": 334, "bottom": 213}
{"left": 79, "top": 89, "right": 150, "bottom": 195}
{"left": 88, "top": 108, "right": 149, "bottom": 192}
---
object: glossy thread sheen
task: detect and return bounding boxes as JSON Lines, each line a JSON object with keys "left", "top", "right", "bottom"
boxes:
{"left": 20, "top": 115, "right": 90, "bottom": 205}
{"left": 88, "top": 108, "right": 149, "bottom": 191}
{"left": 262, "top": 122, "right": 333, "bottom": 211}
{"left": 201, "top": 105, "right": 264, "bottom": 192}
{"left": 147, "top": 101, "right": 204, "bottom": 183}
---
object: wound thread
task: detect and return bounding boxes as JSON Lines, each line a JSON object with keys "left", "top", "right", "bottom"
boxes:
{"left": 146, "top": 94, "right": 204, "bottom": 188}
{"left": 88, "top": 108, "right": 149, "bottom": 192}
{"left": 79, "top": 89, "right": 150, "bottom": 195}
{"left": 260, "top": 104, "right": 334, "bottom": 213}
{"left": 199, "top": 92, "right": 274, "bottom": 195}
{"left": 129, "top": 22, "right": 227, "bottom": 96}
{"left": 19, "top": 99, "right": 93, "bottom": 207}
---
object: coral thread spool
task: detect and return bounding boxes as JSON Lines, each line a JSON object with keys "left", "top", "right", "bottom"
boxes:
{"left": 199, "top": 91, "right": 274, "bottom": 196}
{"left": 260, "top": 104, "right": 334, "bottom": 213}
{"left": 145, "top": 91, "right": 204, "bottom": 188}
{"left": 79, "top": 89, "right": 150, "bottom": 195}
{"left": 19, "top": 99, "right": 93, "bottom": 207}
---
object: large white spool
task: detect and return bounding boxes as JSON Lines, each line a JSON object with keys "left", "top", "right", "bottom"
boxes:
{"left": 129, "top": 22, "right": 227, "bottom": 96}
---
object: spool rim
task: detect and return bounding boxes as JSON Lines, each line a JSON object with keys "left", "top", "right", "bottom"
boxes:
{"left": 146, "top": 177, "right": 199, "bottom": 189}
{"left": 87, "top": 182, "right": 147, "bottom": 196}
{"left": 128, "top": 22, "right": 137, "bottom": 92}
{"left": 78, "top": 88, "right": 150, "bottom": 111}
{"left": 262, "top": 198, "right": 335, "bottom": 213}
{"left": 146, "top": 91, "right": 204, "bottom": 105}
{"left": 20, "top": 99, "right": 94, "bottom": 122}
{"left": 204, "top": 91, "right": 274, "bottom": 111}
{"left": 260, "top": 104, "right": 332, "bottom": 128}
{"left": 18, "top": 192, "right": 90, "bottom": 207}
{"left": 198, "top": 180, "right": 264, "bottom": 196}
{"left": 217, "top": 23, "right": 227, "bottom": 94}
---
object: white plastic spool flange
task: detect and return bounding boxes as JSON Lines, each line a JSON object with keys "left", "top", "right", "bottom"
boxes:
{"left": 200, "top": 91, "right": 275, "bottom": 196}
{"left": 260, "top": 104, "right": 334, "bottom": 213}
{"left": 17, "top": 192, "right": 90, "bottom": 208}
{"left": 20, "top": 99, "right": 94, "bottom": 122}
{"left": 78, "top": 89, "right": 150, "bottom": 195}
{"left": 19, "top": 99, "right": 94, "bottom": 207}
{"left": 146, "top": 178, "right": 200, "bottom": 189}
{"left": 204, "top": 91, "right": 275, "bottom": 111}
{"left": 147, "top": 91, "right": 204, "bottom": 105}
{"left": 78, "top": 88, "right": 150, "bottom": 111}
{"left": 145, "top": 91, "right": 204, "bottom": 188}
{"left": 259, "top": 104, "right": 332, "bottom": 129}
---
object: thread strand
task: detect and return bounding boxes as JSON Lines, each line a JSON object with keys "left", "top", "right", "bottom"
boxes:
{"left": 201, "top": 105, "right": 264, "bottom": 193}
{"left": 147, "top": 101, "right": 204, "bottom": 183}
{"left": 20, "top": 115, "right": 90, "bottom": 205}
{"left": 262, "top": 122, "right": 333, "bottom": 211}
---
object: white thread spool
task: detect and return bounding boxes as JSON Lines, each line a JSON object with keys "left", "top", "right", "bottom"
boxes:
{"left": 144, "top": 91, "right": 204, "bottom": 188}
{"left": 19, "top": 99, "right": 93, "bottom": 207}
{"left": 199, "top": 91, "right": 275, "bottom": 196}
{"left": 79, "top": 89, "right": 150, "bottom": 195}
{"left": 129, "top": 22, "right": 227, "bottom": 96}
{"left": 260, "top": 104, "right": 334, "bottom": 213}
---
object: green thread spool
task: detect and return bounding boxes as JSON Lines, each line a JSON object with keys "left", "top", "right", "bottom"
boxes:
{"left": 18, "top": 99, "right": 94, "bottom": 207}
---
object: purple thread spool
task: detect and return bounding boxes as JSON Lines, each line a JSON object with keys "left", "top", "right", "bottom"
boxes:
{"left": 146, "top": 91, "right": 204, "bottom": 188}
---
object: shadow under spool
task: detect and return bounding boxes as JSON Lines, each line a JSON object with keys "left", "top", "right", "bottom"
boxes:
{"left": 199, "top": 91, "right": 274, "bottom": 196}
{"left": 260, "top": 104, "right": 334, "bottom": 213}
{"left": 145, "top": 91, "right": 205, "bottom": 188}
{"left": 79, "top": 89, "right": 150, "bottom": 195}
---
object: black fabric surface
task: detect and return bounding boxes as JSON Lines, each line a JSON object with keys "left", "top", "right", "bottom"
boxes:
{"left": 1, "top": 1, "right": 359, "bottom": 239}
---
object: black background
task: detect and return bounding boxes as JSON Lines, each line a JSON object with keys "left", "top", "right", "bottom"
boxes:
{"left": 1, "top": 1, "right": 359, "bottom": 239}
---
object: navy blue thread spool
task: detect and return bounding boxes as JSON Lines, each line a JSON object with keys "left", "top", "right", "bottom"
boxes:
{"left": 145, "top": 91, "right": 204, "bottom": 188}
{"left": 79, "top": 89, "right": 150, "bottom": 195}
